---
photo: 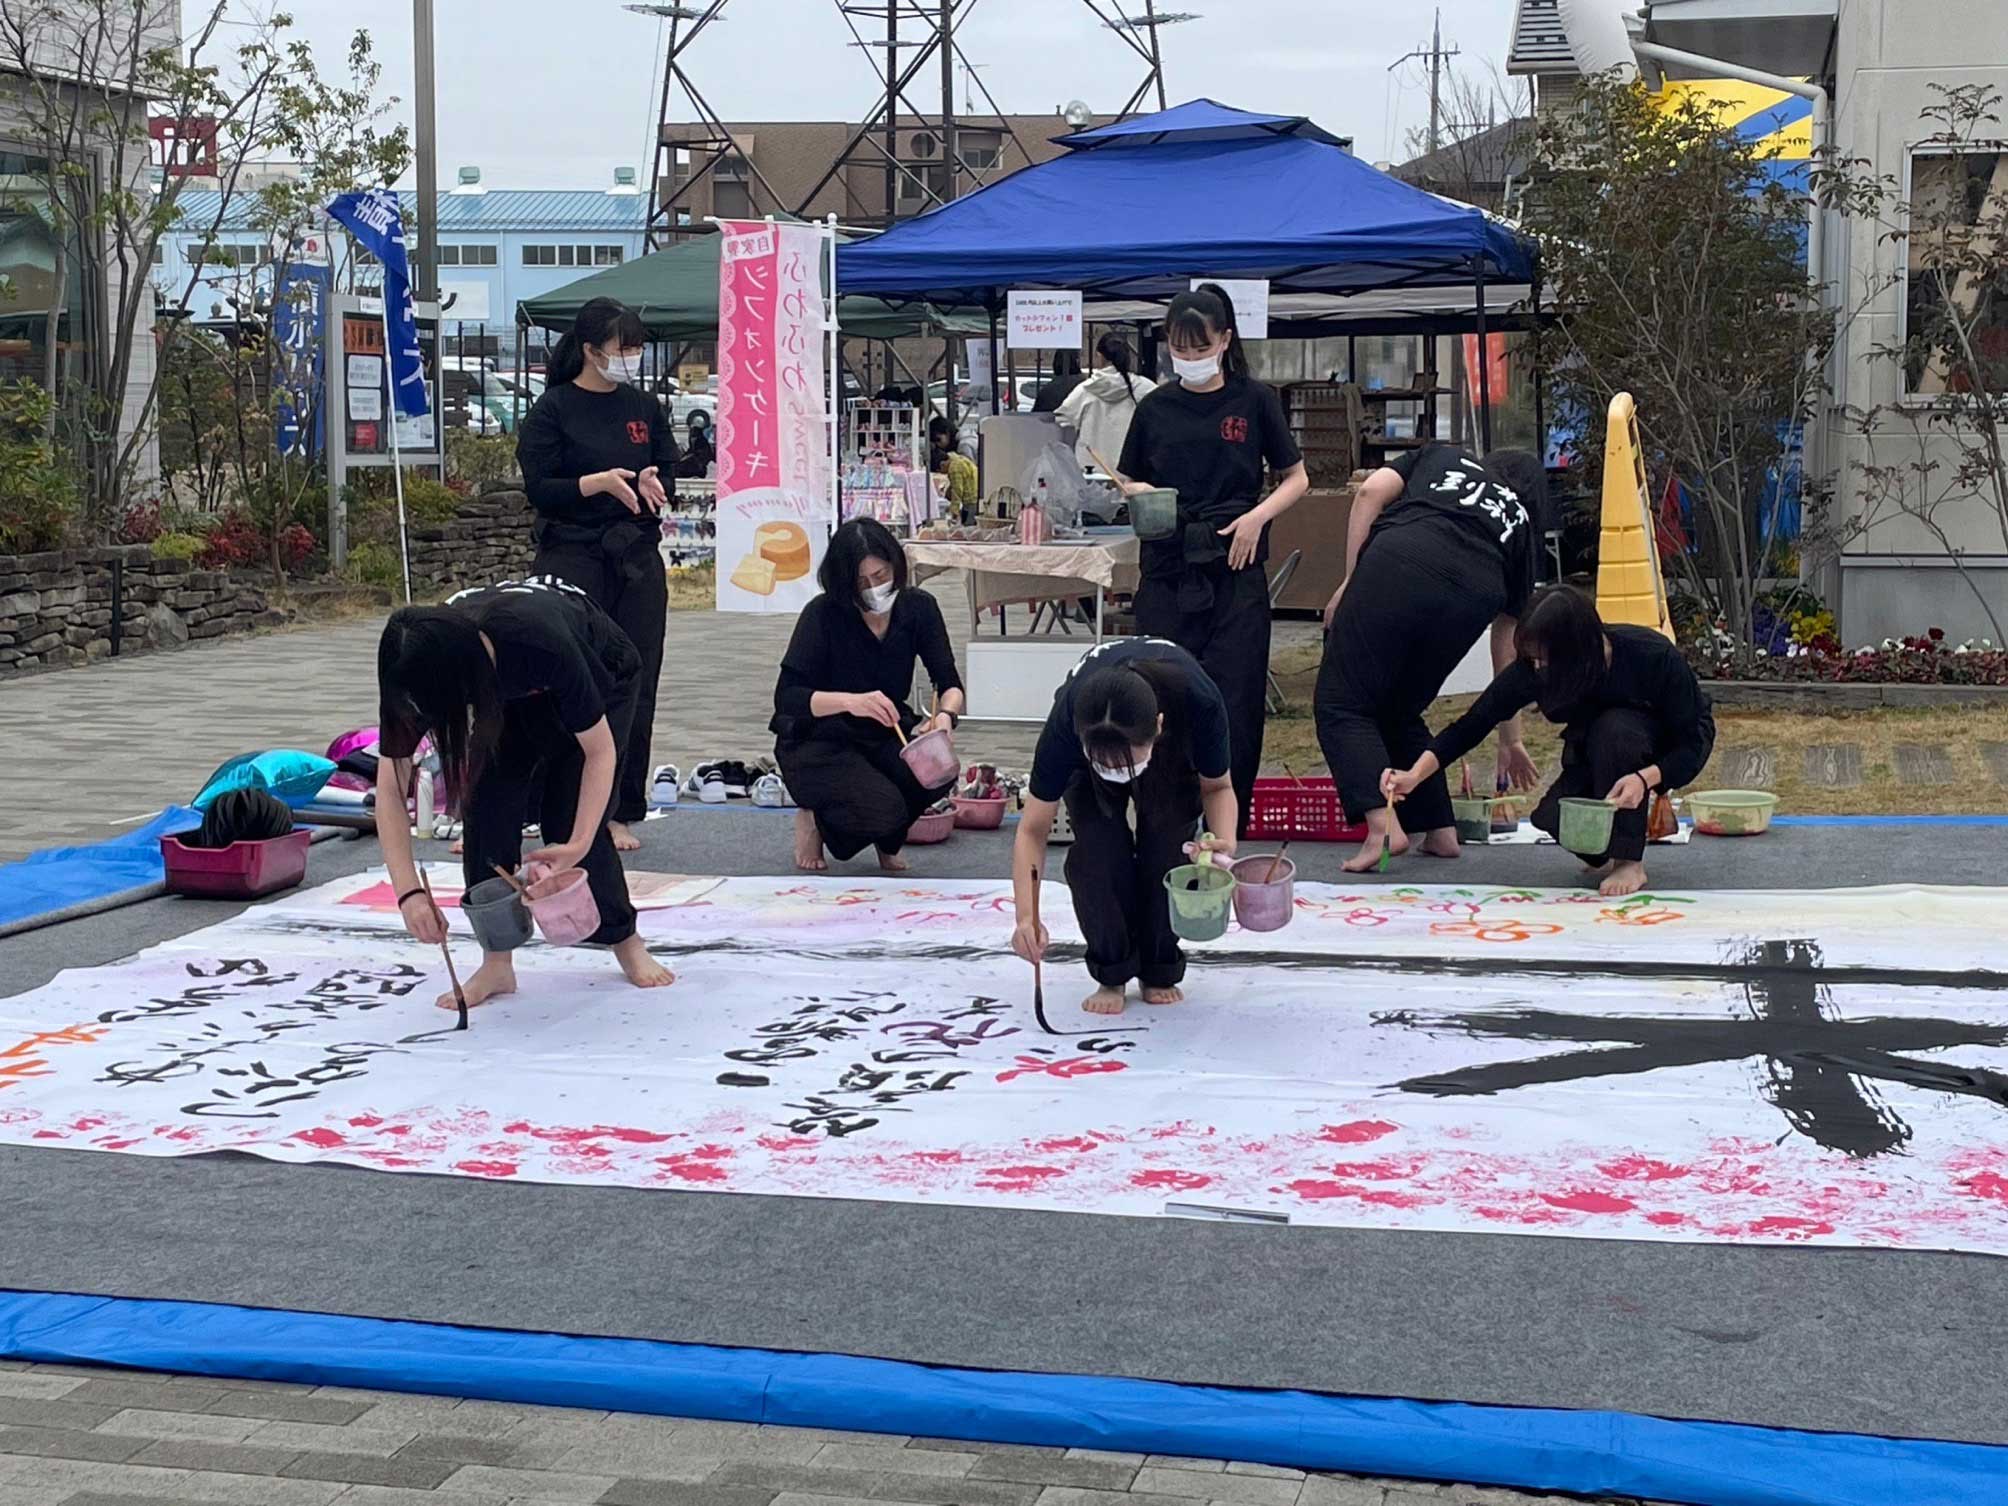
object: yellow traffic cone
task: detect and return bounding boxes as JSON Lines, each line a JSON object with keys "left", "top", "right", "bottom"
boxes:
{"left": 1596, "top": 393, "right": 1674, "bottom": 641}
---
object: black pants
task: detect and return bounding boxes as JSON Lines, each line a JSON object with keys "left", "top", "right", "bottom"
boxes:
{"left": 1133, "top": 565, "right": 1269, "bottom": 838}
{"left": 1063, "top": 768, "right": 1202, "bottom": 990}
{"left": 1529, "top": 708, "right": 1656, "bottom": 865}
{"left": 532, "top": 526, "right": 666, "bottom": 825}
{"left": 1314, "top": 529, "right": 1504, "bottom": 834}
{"left": 461, "top": 689, "right": 640, "bottom": 947}
{"left": 777, "top": 735, "right": 951, "bottom": 861}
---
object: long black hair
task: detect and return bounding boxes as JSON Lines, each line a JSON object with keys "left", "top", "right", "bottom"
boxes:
{"left": 1164, "top": 282, "right": 1248, "bottom": 381}
{"left": 1097, "top": 331, "right": 1140, "bottom": 405}
{"left": 1051, "top": 349, "right": 1081, "bottom": 378}
{"left": 1071, "top": 657, "right": 1192, "bottom": 788}
{"left": 377, "top": 607, "right": 505, "bottom": 798}
{"left": 548, "top": 296, "right": 647, "bottom": 386}
{"left": 818, "top": 517, "right": 907, "bottom": 618}
{"left": 1514, "top": 585, "right": 1609, "bottom": 715}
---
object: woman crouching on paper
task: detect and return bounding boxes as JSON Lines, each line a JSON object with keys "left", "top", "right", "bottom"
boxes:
{"left": 375, "top": 578, "right": 675, "bottom": 1009}
{"left": 1381, "top": 586, "right": 1716, "bottom": 898}
{"left": 1011, "top": 639, "right": 1238, "bottom": 1016}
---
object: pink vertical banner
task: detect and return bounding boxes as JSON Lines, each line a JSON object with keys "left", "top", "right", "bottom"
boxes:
{"left": 716, "top": 220, "right": 829, "bottom": 612}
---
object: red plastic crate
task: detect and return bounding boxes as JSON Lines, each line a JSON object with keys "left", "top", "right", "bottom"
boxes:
{"left": 160, "top": 829, "right": 312, "bottom": 899}
{"left": 1246, "top": 777, "right": 1369, "bottom": 842}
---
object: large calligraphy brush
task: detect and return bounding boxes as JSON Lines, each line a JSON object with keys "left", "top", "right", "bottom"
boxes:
{"left": 421, "top": 870, "right": 469, "bottom": 1031}
{"left": 1029, "top": 866, "right": 1049, "bottom": 1034}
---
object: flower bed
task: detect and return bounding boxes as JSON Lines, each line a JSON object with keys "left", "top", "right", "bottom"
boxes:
{"left": 1689, "top": 627, "right": 2008, "bottom": 686}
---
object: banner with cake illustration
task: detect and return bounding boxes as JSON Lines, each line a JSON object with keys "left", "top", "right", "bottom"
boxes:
{"left": 715, "top": 219, "right": 832, "bottom": 612}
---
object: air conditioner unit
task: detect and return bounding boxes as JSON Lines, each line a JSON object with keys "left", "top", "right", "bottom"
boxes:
{"left": 910, "top": 131, "right": 939, "bottom": 159}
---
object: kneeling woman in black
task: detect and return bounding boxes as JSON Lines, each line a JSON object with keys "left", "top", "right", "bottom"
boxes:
{"left": 1010, "top": 639, "right": 1238, "bottom": 1017}
{"left": 772, "top": 519, "right": 966, "bottom": 873}
{"left": 1383, "top": 586, "right": 1717, "bottom": 898}
{"left": 375, "top": 578, "right": 675, "bottom": 1009}
{"left": 1315, "top": 444, "right": 1545, "bottom": 873}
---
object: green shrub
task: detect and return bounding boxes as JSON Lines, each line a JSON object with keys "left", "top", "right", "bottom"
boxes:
{"left": 402, "top": 474, "right": 464, "bottom": 526}
{"left": 447, "top": 431, "right": 520, "bottom": 492}
{"left": 151, "top": 532, "right": 205, "bottom": 562}
{"left": 0, "top": 380, "right": 80, "bottom": 554}
{"left": 343, "top": 540, "right": 403, "bottom": 590}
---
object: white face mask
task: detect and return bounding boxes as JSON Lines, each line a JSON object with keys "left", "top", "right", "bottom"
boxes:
{"left": 1172, "top": 351, "right": 1222, "bottom": 385}
{"left": 862, "top": 582, "right": 898, "bottom": 614}
{"left": 597, "top": 348, "right": 645, "bottom": 386}
{"left": 1088, "top": 752, "right": 1150, "bottom": 783}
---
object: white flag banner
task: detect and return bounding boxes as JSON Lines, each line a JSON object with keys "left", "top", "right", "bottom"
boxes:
{"left": 4, "top": 874, "right": 2007, "bottom": 1255}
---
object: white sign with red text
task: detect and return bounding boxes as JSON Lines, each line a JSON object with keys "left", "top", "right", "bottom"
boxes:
{"left": 1007, "top": 290, "right": 1083, "bottom": 350}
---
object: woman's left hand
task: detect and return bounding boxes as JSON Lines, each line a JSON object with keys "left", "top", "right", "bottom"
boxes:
{"left": 523, "top": 841, "right": 589, "bottom": 875}
{"left": 1605, "top": 772, "right": 1650, "bottom": 811}
{"left": 918, "top": 713, "right": 956, "bottom": 738}
{"left": 637, "top": 466, "right": 669, "bottom": 511}
{"left": 1217, "top": 511, "right": 1265, "bottom": 570}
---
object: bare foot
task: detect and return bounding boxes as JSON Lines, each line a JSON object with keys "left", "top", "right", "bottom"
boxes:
{"left": 436, "top": 954, "right": 516, "bottom": 1011}
{"left": 608, "top": 821, "right": 641, "bottom": 852}
{"left": 878, "top": 848, "right": 910, "bottom": 873}
{"left": 793, "top": 810, "right": 827, "bottom": 872}
{"left": 614, "top": 934, "right": 675, "bottom": 988}
{"left": 1599, "top": 860, "right": 1648, "bottom": 898}
{"left": 1418, "top": 827, "right": 1461, "bottom": 858}
{"left": 1343, "top": 830, "right": 1410, "bottom": 873}
{"left": 1141, "top": 984, "right": 1184, "bottom": 1006}
{"left": 1083, "top": 985, "right": 1126, "bottom": 1015}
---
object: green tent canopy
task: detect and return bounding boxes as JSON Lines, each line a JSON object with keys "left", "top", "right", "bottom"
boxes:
{"left": 514, "top": 234, "right": 987, "bottom": 341}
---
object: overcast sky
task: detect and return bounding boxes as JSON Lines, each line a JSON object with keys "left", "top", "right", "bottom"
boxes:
{"left": 206, "top": 0, "right": 1518, "bottom": 188}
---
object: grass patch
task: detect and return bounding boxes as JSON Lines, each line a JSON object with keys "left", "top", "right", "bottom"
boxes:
{"left": 668, "top": 562, "right": 716, "bottom": 612}
{"left": 1263, "top": 643, "right": 2008, "bottom": 817}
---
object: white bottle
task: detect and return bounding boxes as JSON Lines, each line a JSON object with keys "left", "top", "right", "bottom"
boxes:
{"left": 415, "top": 767, "right": 436, "bottom": 834}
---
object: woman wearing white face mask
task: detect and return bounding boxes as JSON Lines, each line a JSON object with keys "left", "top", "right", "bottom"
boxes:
{"left": 1115, "top": 284, "right": 1309, "bottom": 839}
{"left": 517, "top": 297, "right": 678, "bottom": 851}
{"left": 772, "top": 519, "right": 966, "bottom": 873}
{"left": 1011, "top": 638, "right": 1238, "bottom": 1017}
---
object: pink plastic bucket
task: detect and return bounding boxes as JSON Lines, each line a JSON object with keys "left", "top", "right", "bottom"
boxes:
{"left": 900, "top": 727, "right": 959, "bottom": 789}
{"left": 1230, "top": 854, "right": 1296, "bottom": 933}
{"left": 524, "top": 867, "right": 600, "bottom": 946}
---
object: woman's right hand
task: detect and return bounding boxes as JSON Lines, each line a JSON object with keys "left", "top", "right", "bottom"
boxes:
{"left": 586, "top": 469, "right": 641, "bottom": 513}
{"left": 1011, "top": 914, "right": 1050, "bottom": 965}
{"left": 1381, "top": 766, "right": 1423, "bottom": 804}
{"left": 844, "top": 691, "right": 901, "bottom": 727}
{"left": 1322, "top": 580, "right": 1347, "bottom": 630}
{"left": 398, "top": 890, "right": 447, "bottom": 946}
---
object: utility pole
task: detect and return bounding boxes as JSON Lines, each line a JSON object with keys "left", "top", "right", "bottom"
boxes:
{"left": 941, "top": 0, "right": 958, "bottom": 200}
{"left": 1388, "top": 6, "right": 1459, "bottom": 157}
{"left": 883, "top": 0, "right": 898, "bottom": 225}
{"left": 412, "top": 0, "right": 439, "bottom": 305}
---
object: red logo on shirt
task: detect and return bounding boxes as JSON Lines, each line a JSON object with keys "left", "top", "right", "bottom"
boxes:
{"left": 627, "top": 420, "right": 649, "bottom": 445}
{"left": 1220, "top": 416, "right": 1249, "bottom": 443}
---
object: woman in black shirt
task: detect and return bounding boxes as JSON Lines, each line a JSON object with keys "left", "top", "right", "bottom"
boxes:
{"left": 516, "top": 298, "right": 679, "bottom": 853}
{"left": 1315, "top": 444, "right": 1545, "bottom": 872}
{"left": 1117, "top": 284, "right": 1308, "bottom": 834}
{"left": 1011, "top": 639, "right": 1238, "bottom": 1017}
{"left": 772, "top": 519, "right": 966, "bottom": 873}
{"left": 675, "top": 410, "right": 715, "bottom": 479}
{"left": 375, "top": 578, "right": 674, "bottom": 1009}
{"left": 1383, "top": 586, "right": 1717, "bottom": 898}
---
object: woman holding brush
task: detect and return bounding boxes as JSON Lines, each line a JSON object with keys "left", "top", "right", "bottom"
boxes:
{"left": 772, "top": 518, "right": 965, "bottom": 874}
{"left": 376, "top": 577, "right": 674, "bottom": 1009}
{"left": 1011, "top": 638, "right": 1238, "bottom": 1017}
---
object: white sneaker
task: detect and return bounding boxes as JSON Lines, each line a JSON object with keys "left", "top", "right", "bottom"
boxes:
{"left": 650, "top": 764, "right": 681, "bottom": 807}
{"left": 752, "top": 774, "right": 791, "bottom": 808}
{"left": 698, "top": 767, "right": 728, "bottom": 804}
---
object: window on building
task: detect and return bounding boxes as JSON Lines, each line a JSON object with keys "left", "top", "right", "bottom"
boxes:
{"left": 714, "top": 180, "right": 753, "bottom": 219}
{"left": 962, "top": 133, "right": 1004, "bottom": 173}
{"left": 523, "top": 244, "right": 556, "bottom": 266}
{"left": 594, "top": 245, "right": 623, "bottom": 265}
{"left": 1904, "top": 147, "right": 2008, "bottom": 397}
{"left": 557, "top": 244, "right": 576, "bottom": 266}
{"left": 466, "top": 244, "right": 497, "bottom": 266}
{"left": 189, "top": 240, "right": 267, "bottom": 268}
{"left": 439, "top": 244, "right": 459, "bottom": 265}
{"left": 151, "top": 242, "right": 164, "bottom": 266}
{"left": 676, "top": 209, "right": 694, "bottom": 226}
{"left": 0, "top": 145, "right": 89, "bottom": 392}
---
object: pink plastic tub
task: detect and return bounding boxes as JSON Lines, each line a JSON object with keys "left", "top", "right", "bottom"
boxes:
{"left": 1230, "top": 854, "right": 1297, "bottom": 933}
{"left": 160, "top": 830, "right": 312, "bottom": 899}
{"left": 952, "top": 795, "right": 1008, "bottom": 830}
{"left": 907, "top": 808, "right": 955, "bottom": 845}
{"left": 900, "top": 727, "right": 959, "bottom": 789}
{"left": 524, "top": 866, "right": 600, "bottom": 946}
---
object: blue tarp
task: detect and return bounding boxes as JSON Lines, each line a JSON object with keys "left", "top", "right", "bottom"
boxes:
{"left": 3, "top": 1289, "right": 2004, "bottom": 1506}
{"left": 0, "top": 806, "right": 199, "bottom": 930}
{"left": 837, "top": 99, "right": 1535, "bottom": 304}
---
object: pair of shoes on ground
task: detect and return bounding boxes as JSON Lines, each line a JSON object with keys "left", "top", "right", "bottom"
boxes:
{"left": 677, "top": 759, "right": 784, "bottom": 806}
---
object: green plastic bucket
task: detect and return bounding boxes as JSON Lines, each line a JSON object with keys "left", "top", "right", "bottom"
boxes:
{"left": 1164, "top": 862, "right": 1237, "bottom": 943}
{"left": 1129, "top": 487, "right": 1180, "bottom": 541}
{"left": 1452, "top": 796, "right": 1496, "bottom": 844}
{"left": 1557, "top": 797, "right": 1617, "bottom": 856}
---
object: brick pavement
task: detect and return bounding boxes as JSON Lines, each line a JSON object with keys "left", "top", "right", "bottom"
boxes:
{"left": 0, "top": 1361, "right": 1666, "bottom": 1506}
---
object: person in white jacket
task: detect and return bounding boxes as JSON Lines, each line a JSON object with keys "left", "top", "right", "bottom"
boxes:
{"left": 1056, "top": 333, "right": 1157, "bottom": 473}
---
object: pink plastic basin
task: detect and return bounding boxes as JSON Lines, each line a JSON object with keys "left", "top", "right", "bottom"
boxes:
{"left": 161, "top": 830, "right": 312, "bottom": 899}
{"left": 952, "top": 795, "right": 1007, "bottom": 830}
{"left": 907, "top": 808, "right": 955, "bottom": 845}
{"left": 524, "top": 866, "right": 600, "bottom": 946}
{"left": 1230, "top": 854, "right": 1297, "bottom": 933}
{"left": 900, "top": 727, "right": 959, "bottom": 789}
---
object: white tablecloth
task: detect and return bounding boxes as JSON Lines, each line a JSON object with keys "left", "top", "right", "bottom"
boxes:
{"left": 904, "top": 537, "right": 1140, "bottom": 632}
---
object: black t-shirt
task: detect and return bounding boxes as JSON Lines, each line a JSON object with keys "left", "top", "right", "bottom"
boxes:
{"left": 771, "top": 589, "right": 964, "bottom": 745}
{"left": 380, "top": 578, "right": 640, "bottom": 759}
{"left": 1369, "top": 444, "right": 1539, "bottom": 617}
{"left": 1028, "top": 637, "right": 1233, "bottom": 803}
{"left": 516, "top": 381, "right": 681, "bottom": 531}
{"left": 1429, "top": 624, "right": 1718, "bottom": 790}
{"left": 1117, "top": 376, "right": 1302, "bottom": 579}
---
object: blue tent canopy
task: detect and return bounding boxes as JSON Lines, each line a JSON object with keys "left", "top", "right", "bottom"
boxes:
{"left": 837, "top": 99, "right": 1535, "bottom": 307}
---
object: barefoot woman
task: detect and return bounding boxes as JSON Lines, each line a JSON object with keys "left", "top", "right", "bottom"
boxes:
{"left": 1382, "top": 586, "right": 1716, "bottom": 898}
{"left": 376, "top": 578, "right": 675, "bottom": 1007}
{"left": 772, "top": 519, "right": 965, "bottom": 873}
{"left": 1011, "top": 639, "right": 1238, "bottom": 1016}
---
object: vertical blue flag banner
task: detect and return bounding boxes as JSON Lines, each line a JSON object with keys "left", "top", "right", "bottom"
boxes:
{"left": 324, "top": 188, "right": 429, "bottom": 419}
{"left": 273, "top": 260, "right": 329, "bottom": 458}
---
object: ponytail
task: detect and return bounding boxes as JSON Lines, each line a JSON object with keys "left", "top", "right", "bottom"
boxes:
{"left": 1165, "top": 284, "right": 1249, "bottom": 381}
{"left": 548, "top": 296, "right": 647, "bottom": 387}
{"left": 1194, "top": 282, "right": 1250, "bottom": 380}
{"left": 1097, "top": 332, "right": 1141, "bottom": 406}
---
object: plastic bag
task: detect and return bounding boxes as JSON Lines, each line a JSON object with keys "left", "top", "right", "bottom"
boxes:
{"left": 192, "top": 750, "right": 337, "bottom": 811}
{"left": 1021, "top": 441, "right": 1085, "bottom": 528}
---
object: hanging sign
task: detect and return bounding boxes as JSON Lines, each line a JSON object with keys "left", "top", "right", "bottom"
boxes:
{"left": 1192, "top": 278, "right": 1270, "bottom": 340}
{"left": 1007, "top": 290, "right": 1082, "bottom": 349}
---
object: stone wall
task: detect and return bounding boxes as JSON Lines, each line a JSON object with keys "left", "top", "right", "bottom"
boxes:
{"left": 0, "top": 547, "right": 283, "bottom": 677}
{"left": 408, "top": 488, "right": 539, "bottom": 598}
